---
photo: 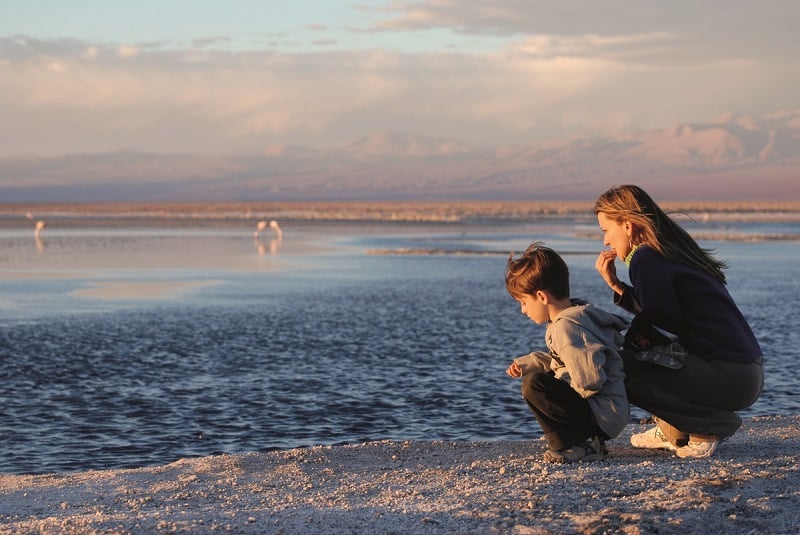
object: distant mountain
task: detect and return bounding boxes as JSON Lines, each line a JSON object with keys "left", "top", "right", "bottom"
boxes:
{"left": 632, "top": 111, "right": 800, "bottom": 165}
{"left": 334, "top": 130, "right": 475, "bottom": 159}
{"left": 1, "top": 110, "right": 798, "bottom": 202}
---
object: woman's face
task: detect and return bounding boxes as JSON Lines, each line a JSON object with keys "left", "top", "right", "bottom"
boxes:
{"left": 597, "top": 212, "right": 632, "bottom": 260}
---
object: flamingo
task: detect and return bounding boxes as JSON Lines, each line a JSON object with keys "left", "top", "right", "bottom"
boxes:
{"left": 269, "top": 220, "right": 283, "bottom": 239}
{"left": 254, "top": 220, "right": 268, "bottom": 238}
{"left": 254, "top": 220, "right": 283, "bottom": 239}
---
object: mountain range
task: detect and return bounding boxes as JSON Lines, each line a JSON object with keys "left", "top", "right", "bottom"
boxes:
{"left": 1, "top": 110, "right": 798, "bottom": 202}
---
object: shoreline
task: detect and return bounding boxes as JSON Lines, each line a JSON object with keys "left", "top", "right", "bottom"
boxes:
{"left": 3, "top": 200, "right": 800, "bottom": 224}
{"left": 1, "top": 415, "right": 797, "bottom": 534}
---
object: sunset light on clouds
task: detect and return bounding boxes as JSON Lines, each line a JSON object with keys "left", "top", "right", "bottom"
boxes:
{"left": 1, "top": 1, "right": 799, "bottom": 201}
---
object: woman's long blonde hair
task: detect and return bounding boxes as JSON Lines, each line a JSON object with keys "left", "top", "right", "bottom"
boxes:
{"left": 594, "top": 185, "right": 727, "bottom": 283}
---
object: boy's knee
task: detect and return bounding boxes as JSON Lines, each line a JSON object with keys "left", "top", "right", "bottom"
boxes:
{"left": 521, "top": 371, "right": 553, "bottom": 398}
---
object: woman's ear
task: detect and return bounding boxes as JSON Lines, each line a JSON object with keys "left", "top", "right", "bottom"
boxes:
{"left": 623, "top": 221, "right": 633, "bottom": 237}
{"left": 535, "top": 289, "right": 549, "bottom": 304}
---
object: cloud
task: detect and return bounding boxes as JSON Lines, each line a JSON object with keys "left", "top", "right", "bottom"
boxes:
{"left": 507, "top": 32, "right": 678, "bottom": 61}
{"left": 117, "top": 45, "right": 140, "bottom": 58}
{"left": 190, "top": 36, "right": 233, "bottom": 49}
{"left": 365, "top": 0, "right": 800, "bottom": 41}
{"left": 0, "top": 39, "right": 415, "bottom": 153}
{"left": 0, "top": 0, "right": 799, "bottom": 159}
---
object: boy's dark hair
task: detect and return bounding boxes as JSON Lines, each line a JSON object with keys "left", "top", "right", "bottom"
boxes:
{"left": 505, "top": 242, "right": 570, "bottom": 300}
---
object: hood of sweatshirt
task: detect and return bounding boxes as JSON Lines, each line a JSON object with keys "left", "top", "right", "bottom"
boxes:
{"left": 552, "top": 299, "right": 628, "bottom": 347}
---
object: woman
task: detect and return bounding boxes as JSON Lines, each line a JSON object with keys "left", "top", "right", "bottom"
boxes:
{"left": 594, "top": 185, "right": 763, "bottom": 458}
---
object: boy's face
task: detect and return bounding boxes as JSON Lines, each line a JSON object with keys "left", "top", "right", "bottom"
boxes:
{"left": 517, "top": 292, "right": 549, "bottom": 324}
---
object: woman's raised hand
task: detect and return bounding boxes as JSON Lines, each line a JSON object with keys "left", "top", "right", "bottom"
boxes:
{"left": 595, "top": 250, "right": 621, "bottom": 292}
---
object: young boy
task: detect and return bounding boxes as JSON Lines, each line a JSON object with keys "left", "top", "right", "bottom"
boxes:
{"left": 505, "top": 242, "right": 629, "bottom": 463}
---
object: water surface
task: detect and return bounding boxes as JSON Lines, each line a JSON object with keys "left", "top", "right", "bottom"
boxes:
{"left": 1, "top": 208, "right": 798, "bottom": 474}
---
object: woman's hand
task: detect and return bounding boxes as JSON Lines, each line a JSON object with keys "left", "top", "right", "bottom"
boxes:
{"left": 595, "top": 250, "right": 623, "bottom": 294}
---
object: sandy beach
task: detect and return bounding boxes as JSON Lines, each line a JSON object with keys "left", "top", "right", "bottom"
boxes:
{"left": 1, "top": 415, "right": 797, "bottom": 534}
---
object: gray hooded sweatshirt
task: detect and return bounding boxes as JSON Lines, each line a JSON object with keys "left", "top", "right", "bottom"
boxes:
{"left": 514, "top": 299, "right": 630, "bottom": 439}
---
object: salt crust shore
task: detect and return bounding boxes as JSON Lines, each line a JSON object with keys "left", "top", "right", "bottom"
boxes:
{"left": 1, "top": 416, "right": 797, "bottom": 535}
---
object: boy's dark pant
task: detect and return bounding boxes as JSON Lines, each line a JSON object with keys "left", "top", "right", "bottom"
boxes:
{"left": 521, "top": 371, "right": 605, "bottom": 451}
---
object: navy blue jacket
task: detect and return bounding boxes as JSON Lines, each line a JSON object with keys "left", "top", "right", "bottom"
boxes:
{"left": 615, "top": 246, "right": 762, "bottom": 363}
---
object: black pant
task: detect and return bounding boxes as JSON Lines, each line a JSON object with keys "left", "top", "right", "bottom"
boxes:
{"left": 622, "top": 349, "right": 763, "bottom": 439}
{"left": 521, "top": 371, "right": 605, "bottom": 451}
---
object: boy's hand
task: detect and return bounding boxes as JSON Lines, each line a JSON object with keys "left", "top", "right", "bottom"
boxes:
{"left": 506, "top": 361, "right": 523, "bottom": 378}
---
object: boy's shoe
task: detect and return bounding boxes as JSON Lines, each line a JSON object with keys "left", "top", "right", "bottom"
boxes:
{"left": 630, "top": 425, "right": 678, "bottom": 451}
{"left": 597, "top": 437, "right": 609, "bottom": 456}
{"left": 544, "top": 436, "right": 607, "bottom": 464}
{"left": 675, "top": 439, "right": 718, "bottom": 459}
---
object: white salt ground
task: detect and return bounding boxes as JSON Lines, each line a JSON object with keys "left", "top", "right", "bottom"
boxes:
{"left": 1, "top": 415, "right": 797, "bottom": 534}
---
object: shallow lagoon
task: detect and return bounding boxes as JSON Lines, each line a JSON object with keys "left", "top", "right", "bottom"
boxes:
{"left": 1, "top": 205, "right": 798, "bottom": 474}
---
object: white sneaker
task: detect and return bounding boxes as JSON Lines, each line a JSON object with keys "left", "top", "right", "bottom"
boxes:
{"left": 630, "top": 425, "right": 677, "bottom": 451}
{"left": 676, "top": 440, "right": 718, "bottom": 459}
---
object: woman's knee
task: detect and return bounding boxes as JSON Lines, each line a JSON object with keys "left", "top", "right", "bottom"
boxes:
{"left": 726, "top": 361, "right": 764, "bottom": 410}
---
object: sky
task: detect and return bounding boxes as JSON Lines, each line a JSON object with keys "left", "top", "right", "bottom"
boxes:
{"left": 1, "top": 0, "right": 799, "bottom": 158}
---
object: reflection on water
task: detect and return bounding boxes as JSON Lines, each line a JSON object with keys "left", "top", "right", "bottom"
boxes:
{"left": 255, "top": 235, "right": 282, "bottom": 256}
{"left": 0, "top": 209, "right": 798, "bottom": 474}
